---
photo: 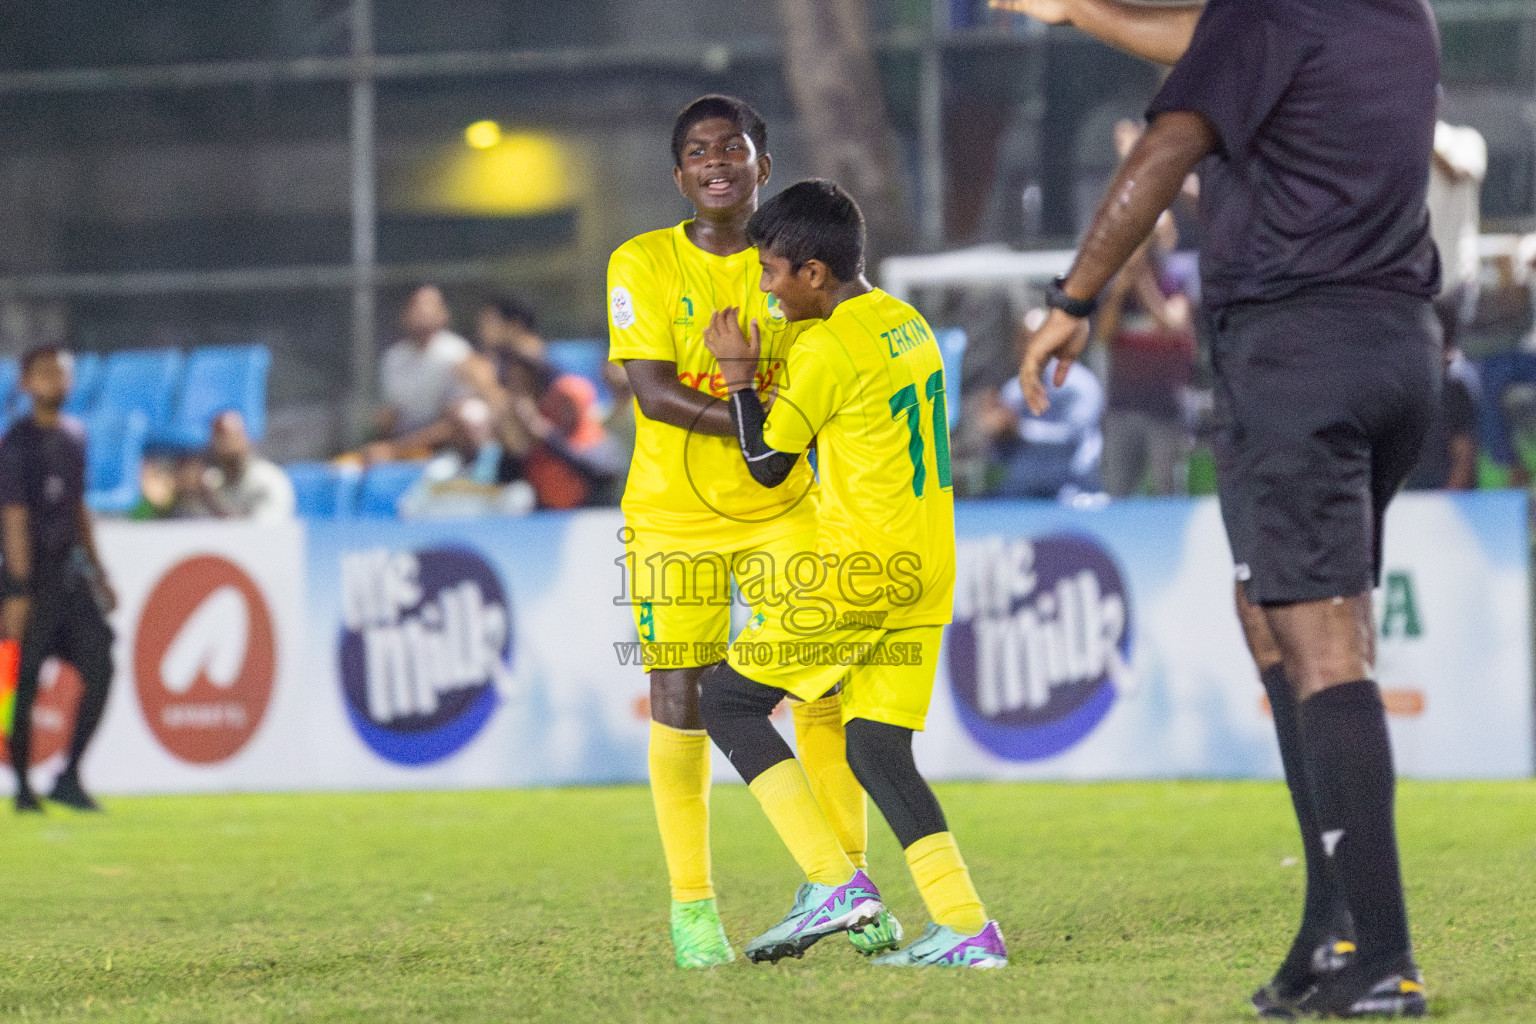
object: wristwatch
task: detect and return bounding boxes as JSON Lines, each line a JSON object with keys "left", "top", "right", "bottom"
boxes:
{"left": 1046, "top": 276, "right": 1098, "bottom": 318}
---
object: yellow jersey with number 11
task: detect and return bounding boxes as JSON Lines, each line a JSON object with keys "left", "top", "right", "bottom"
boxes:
{"left": 762, "top": 288, "right": 955, "bottom": 629}
{"left": 608, "top": 221, "right": 816, "bottom": 545}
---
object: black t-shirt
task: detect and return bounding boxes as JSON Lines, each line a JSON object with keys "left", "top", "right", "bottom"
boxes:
{"left": 0, "top": 416, "right": 86, "bottom": 567}
{"left": 1147, "top": 0, "right": 1441, "bottom": 312}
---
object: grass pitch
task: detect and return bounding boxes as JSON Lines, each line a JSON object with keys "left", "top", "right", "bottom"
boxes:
{"left": 0, "top": 781, "right": 1531, "bottom": 1022}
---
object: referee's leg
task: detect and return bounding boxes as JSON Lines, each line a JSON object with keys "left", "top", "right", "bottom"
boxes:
{"left": 10, "top": 589, "right": 63, "bottom": 812}
{"left": 1264, "top": 593, "right": 1418, "bottom": 1006}
{"left": 1234, "top": 584, "right": 1351, "bottom": 1004}
{"left": 54, "top": 585, "right": 114, "bottom": 808}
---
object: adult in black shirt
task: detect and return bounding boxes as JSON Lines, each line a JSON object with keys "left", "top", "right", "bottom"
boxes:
{"left": 999, "top": 0, "right": 1437, "bottom": 1015}
{"left": 1, "top": 346, "right": 117, "bottom": 813}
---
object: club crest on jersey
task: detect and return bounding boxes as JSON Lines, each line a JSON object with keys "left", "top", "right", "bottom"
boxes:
{"left": 610, "top": 286, "right": 637, "bottom": 330}
{"left": 767, "top": 294, "right": 787, "bottom": 322}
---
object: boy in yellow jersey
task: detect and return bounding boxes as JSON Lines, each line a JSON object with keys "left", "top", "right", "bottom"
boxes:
{"left": 698, "top": 180, "right": 1007, "bottom": 968}
{"left": 607, "top": 97, "right": 897, "bottom": 968}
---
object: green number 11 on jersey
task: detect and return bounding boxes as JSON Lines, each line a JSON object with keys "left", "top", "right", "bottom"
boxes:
{"left": 888, "top": 369, "right": 953, "bottom": 498}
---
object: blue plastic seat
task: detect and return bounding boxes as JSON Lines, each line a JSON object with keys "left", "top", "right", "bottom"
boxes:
{"left": 150, "top": 344, "right": 271, "bottom": 451}
{"left": 95, "top": 349, "right": 184, "bottom": 435}
{"left": 83, "top": 410, "right": 149, "bottom": 514}
{"left": 286, "top": 461, "right": 362, "bottom": 520}
{"left": 62, "top": 352, "right": 104, "bottom": 416}
{"left": 354, "top": 462, "right": 428, "bottom": 519}
{"left": 0, "top": 357, "right": 21, "bottom": 433}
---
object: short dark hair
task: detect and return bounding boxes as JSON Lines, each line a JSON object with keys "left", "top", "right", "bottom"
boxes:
{"left": 671, "top": 94, "right": 767, "bottom": 167}
{"left": 747, "top": 179, "right": 866, "bottom": 281}
{"left": 21, "top": 344, "right": 68, "bottom": 374}
{"left": 482, "top": 295, "right": 539, "bottom": 333}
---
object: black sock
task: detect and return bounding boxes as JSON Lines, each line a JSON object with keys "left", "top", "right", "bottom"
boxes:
{"left": 1299, "top": 680, "right": 1412, "bottom": 968}
{"left": 1261, "top": 665, "right": 1351, "bottom": 956}
{"left": 844, "top": 718, "right": 947, "bottom": 849}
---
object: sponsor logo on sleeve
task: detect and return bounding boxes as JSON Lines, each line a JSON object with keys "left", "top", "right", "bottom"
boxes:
{"left": 610, "top": 286, "right": 637, "bottom": 330}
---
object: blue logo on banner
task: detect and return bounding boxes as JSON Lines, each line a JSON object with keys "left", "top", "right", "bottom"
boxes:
{"left": 947, "top": 533, "right": 1132, "bottom": 762}
{"left": 337, "top": 546, "right": 512, "bottom": 766}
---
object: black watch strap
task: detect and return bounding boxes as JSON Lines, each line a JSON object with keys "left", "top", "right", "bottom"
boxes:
{"left": 1046, "top": 276, "right": 1097, "bottom": 318}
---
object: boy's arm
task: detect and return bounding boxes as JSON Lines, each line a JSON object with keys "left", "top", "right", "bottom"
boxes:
{"left": 704, "top": 309, "right": 801, "bottom": 488}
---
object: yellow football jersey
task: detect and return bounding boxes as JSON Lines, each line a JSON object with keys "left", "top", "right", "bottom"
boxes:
{"left": 608, "top": 221, "right": 816, "bottom": 543}
{"left": 763, "top": 289, "right": 956, "bottom": 629}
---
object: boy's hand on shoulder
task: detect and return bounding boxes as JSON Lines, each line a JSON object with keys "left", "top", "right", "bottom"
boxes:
{"left": 703, "top": 308, "right": 761, "bottom": 393}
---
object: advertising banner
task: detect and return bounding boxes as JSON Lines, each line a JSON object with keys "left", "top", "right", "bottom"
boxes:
{"left": 921, "top": 491, "right": 1534, "bottom": 780}
{"left": 14, "top": 491, "right": 1530, "bottom": 795}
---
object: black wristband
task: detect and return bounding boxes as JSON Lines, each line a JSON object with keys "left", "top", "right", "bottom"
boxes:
{"left": 1046, "top": 276, "right": 1098, "bottom": 318}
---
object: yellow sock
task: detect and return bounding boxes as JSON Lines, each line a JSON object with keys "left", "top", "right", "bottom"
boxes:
{"left": 906, "top": 832, "right": 987, "bottom": 935}
{"left": 792, "top": 695, "right": 868, "bottom": 869}
{"left": 748, "top": 759, "right": 856, "bottom": 886}
{"left": 648, "top": 721, "right": 714, "bottom": 903}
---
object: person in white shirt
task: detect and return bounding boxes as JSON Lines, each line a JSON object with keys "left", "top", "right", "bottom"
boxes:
{"left": 1427, "top": 120, "right": 1487, "bottom": 350}
{"left": 187, "top": 410, "right": 295, "bottom": 522}
{"left": 368, "top": 284, "right": 473, "bottom": 462}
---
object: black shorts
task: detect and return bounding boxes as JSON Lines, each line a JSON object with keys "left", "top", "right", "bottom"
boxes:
{"left": 1211, "top": 289, "right": 1441, "bottom": 605}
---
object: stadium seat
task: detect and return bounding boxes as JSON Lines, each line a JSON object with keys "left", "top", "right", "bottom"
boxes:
{"left": 0, "top": 357, "right": 21, "bottom": 433}
{"left": 546, "top": 338, "right": 612, "bottom": 407}
{"left": 287, "top": 461, "right": 362, "bottom": 520}
{"left": 94, "top": 348, "right": 184, "bottom": 435}
{"left": 83, "top": 410, "right": 149, "bottom": 514}
{"left": 62, "top": 351, "right": 104, "bottom": 416}
{"left": 354, "top": 461, "right": 428, "bottom": 518}
{"left": 150, "top": 344, "right": 271, "bottom": 450}
{"left": 935, "top": 328, "right": 968, "bottom": 429}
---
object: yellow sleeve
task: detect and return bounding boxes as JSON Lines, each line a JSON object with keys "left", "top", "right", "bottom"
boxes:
{"left": 762, "top": 330, "right": 845, "bottom": 454}
{"left": 607, "top": 244, "right": 674, "bottom": 363}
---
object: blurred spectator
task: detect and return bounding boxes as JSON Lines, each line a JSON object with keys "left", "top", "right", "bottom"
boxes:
{"left": 982, "top": 344, "right": 1104, "bottom": 501}
{"left": 1402, "top": 349, "right": 1478, "bottom": 491}
{"left": 167, "top": 411, "right": 295, "bottom": 521}
{"left": 1095, "top": 121, "right": 1198, "bottom": 498}
{"left": 1428, "top": 120, "right": 1487, "bottom": 350}
{"left": 367, "top": 284, "right": 473, "bottom": 462}
{"left": 463, "top": 297, "right": 625, "bottom": 508}
{"left": 601, "top": 360, "right": 635, "bottom": 490}
{"left": 1096, "top": 213, "right": 1196, "bottom": 496}
{"left": 1467, "top": 238, "right": 1536, "bottom": 484}
{"left": 399, "top": 398, "right": 535, "bottom": 520}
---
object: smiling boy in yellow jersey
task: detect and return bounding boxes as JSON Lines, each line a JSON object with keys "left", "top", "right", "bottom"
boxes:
{"left": 697, "top": 180, "right": 1007, "bottom": 968}
{"left": 607, "top": 96, "right": 896, "bottom": 968}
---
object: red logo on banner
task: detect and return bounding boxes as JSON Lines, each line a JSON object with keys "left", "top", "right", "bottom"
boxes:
{"left": 134, "top": 555, "right": 276, "bottom": 764}
{"left": 0, "top": 660, "right": 84, "bottom": 766}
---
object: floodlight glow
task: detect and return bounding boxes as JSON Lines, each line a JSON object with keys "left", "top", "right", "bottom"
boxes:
{"left": 465, "top": 120, "right": 502, "bottom": 149}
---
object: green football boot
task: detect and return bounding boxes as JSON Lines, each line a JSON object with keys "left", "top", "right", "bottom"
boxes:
{"left": 848, "top": 907, "right": 904, "bottom": 956}
{"left": 670, "top": 897, "right": 736, "bottom": 968}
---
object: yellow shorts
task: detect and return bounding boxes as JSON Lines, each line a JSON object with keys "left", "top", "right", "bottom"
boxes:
{"left": 728, "top": 613, "right": 945, "bottom": 732}
{"left": 623, "top": 524, "right": 816, "bottom": 671}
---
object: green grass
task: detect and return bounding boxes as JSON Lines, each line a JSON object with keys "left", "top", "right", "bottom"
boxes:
{"left": 0, "top": 781, "right": 1531, "bottom": 1022}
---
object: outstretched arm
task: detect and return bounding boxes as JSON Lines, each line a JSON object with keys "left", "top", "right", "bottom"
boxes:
{"left": 989, "top": 0, "right": 1203, "bottom": 66}
{"left": 1018, "top": 110, "right": 1216, "bottom": 414}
